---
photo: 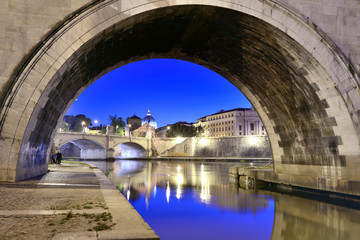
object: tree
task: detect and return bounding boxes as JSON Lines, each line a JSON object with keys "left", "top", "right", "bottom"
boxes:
{"left": 58, "top": 120, "right": 70, "bottom": 132}
{"left": 195, "top": 125, "right": 205, "bottom": 137}
{"left": 109, "top": 115, "right": 125, "bottom": 135}
{"left": 166, "top": 122, "right": 198, "bottom": 137}
{"left": 73, "top": 115, "right": 92, "bottom": 132}
{"left": 101, "top": 125, "right": 107, "bottom": 134}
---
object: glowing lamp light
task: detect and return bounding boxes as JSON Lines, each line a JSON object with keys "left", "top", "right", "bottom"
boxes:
{"left": 175, "top": 137, "right": 184, "bottom": 144}
{"left": 199, "top": 138, "right": 209, "bottom": 146}
{"left": 248, "top": 136, "right": 260, "bottom": 145}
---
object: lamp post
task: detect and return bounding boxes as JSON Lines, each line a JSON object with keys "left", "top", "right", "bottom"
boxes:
{"left": 81, "top": 121, "right": 85, "bottom": 133}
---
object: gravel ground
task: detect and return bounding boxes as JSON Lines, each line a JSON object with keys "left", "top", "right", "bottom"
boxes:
{"left": 0, "top": 162, "right": 115, "bottom": 240}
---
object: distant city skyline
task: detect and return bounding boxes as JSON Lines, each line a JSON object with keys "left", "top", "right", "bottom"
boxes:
{"left": 65, "top": 59, "right": 252, "bottom": 128}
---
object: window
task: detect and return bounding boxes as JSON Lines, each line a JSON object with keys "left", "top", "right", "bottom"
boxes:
{"left": 250, "top": 123, "right": 255, "bottom": 131}
{"left": 239, "top": 125, "right": 242, "bottom": 130}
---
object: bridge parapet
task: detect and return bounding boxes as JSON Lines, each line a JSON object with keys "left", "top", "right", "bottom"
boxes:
{"left": 54, "top": 132, "right": 151, "bottom": 157}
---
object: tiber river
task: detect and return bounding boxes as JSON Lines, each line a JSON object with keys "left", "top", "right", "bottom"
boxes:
{"left": 85, "top": 159, "right": 360, "bottom": 240}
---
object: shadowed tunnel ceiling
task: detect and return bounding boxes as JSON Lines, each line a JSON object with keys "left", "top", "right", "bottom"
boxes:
{"left": 64, "top": 139, "right": 104, "bottom": 150}
{"left": 25, "top": 5, "right": 343, "bottom": 169}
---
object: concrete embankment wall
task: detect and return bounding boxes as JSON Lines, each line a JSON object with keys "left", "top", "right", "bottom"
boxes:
{"left": 159, "top": 136, "right": 271, "bottom": 158}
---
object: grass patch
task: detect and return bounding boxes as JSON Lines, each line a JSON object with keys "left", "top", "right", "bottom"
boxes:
{"left": 93, "top": 222, "right": 115, "bottom": 231}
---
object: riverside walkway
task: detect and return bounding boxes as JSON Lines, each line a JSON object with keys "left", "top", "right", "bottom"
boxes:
{"left": 0, "top": 161, "right": 159, "bottom": 240}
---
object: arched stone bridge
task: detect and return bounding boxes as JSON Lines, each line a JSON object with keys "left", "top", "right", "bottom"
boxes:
{"left": 54, "top": 132, "right": 152, "bottom": 158}
{"left": 0, "top": 0, "right": 360, "bottom": 196}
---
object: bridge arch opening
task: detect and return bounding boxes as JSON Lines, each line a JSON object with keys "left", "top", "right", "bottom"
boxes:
{"left": 115, "top": 142, "right": 147, "bottom": 159}
{"left": 59, "top": 139, "right": 106, "bottom": 159}
{"left": 1, "top": 1, "right": 359, "bottom": 195}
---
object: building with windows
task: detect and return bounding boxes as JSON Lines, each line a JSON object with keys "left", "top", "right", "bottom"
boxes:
{"left": 196, "top": 108, "right": 266, "bottom": 137}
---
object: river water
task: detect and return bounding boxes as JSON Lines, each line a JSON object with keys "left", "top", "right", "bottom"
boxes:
{"left": 85, "top": 159, "right": 360, "bottom": 240}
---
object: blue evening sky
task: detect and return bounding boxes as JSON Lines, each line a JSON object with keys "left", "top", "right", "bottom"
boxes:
{"left": 66, "top": 59, "right": 251, "bottom": 127}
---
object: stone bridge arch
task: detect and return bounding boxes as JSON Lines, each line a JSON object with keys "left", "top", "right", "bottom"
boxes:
{"left": 110, "top": 138, "right": 148, "bottom": 151}
{"left": 54, "top": 132, "right": 107, "bottom": 150}
{"left": 110, "top": 137, "right": 150, "bottom": 158}
{"left": 0, "top": 0, "right": 359, "bottom": 195}
{"left": 114, "top": 142, "right": 147, "bottom": 159}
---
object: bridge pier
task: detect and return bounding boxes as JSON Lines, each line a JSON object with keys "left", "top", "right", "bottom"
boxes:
{"left": 106, "top": 148, "right": 115, "bottom": 159}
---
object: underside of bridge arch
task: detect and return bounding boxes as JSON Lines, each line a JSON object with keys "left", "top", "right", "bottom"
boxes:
{"left": 115, "top": 142, "right": 146, "bottom": 159}
{"left": 60, "top": 139, "right": 106, "bottom": 159}
{"left": 3, "top": 4, "right": 360, "bottom": 194}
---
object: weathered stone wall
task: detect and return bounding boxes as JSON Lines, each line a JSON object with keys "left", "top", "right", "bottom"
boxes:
{"left": 161, "top": 136, "right": 271, "bottom": 158}
{"left": 0, "top": 0, "right": 92, "bottom": 99}
{"left": 151, "top": 138, "right": 183, "bottom": 156}
{"left": 282, "top": 0, "right": 360, "bottom": 73}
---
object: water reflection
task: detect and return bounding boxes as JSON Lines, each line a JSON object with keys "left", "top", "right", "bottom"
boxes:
{"left": 88, "top": 159, "right": 273, "bottom": 240}
{"left": 87, "top": 159, "right": 360, "bottom": 240}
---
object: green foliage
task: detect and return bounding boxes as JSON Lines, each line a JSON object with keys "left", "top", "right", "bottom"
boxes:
{"left": 101, "top": 125, "right": 107, "bottom": 134}
{"left": 109, "top": 115, "right": 125, "bottom": 135}
{"left": 58, "top": 120, "right": 70, "bottom": 132}
{"left": 73, "top": 115, "right": 92, "bottom": 132}
{"left": 166, "top": 123, "right": 200, "bottom": 137}
{"left": 195, "top": 125, "right": 205, "bottom": 137}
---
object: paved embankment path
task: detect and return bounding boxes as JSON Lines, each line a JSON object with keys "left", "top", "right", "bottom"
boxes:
{"left": 0, "top": 161, "right": 159, "bottom": 240}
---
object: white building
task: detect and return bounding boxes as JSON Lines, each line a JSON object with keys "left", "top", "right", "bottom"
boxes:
{"left": 196, "top": 108, "right": 266, "bottom": 137}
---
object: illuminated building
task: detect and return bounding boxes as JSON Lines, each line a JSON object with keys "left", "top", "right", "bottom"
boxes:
{"left": 196, "top": 108, "right": 266, "bottom": 137}
{"left": 142, "top": 110, "right": 157, "bottom": 129}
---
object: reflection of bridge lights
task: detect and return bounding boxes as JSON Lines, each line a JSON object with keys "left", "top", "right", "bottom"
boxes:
{"left": 166, "top": 181, "right": 170, "bottom": 203}
{"left": 200, "top": 164, "right": 211, "bottom": 204}
{"left": 176, "top": 165, "right": 184, "bottom": 199}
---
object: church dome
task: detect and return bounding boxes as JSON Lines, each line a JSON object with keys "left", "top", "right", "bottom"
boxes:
{"left": 142, "top": 110, "right": 157, "bottom": 129}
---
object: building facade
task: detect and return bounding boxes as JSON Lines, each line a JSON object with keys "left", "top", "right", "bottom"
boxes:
{"left": 126, "top": 114, "right": 142, "bottom": 131}
{"left": 126, "top": 110, "right": 158, "bottom": 137}
{"left": 196, "top": 108, "right": 266, "bottom": 137}
{"left": 132, "top": 123, "right": 155, "bottom": 138}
